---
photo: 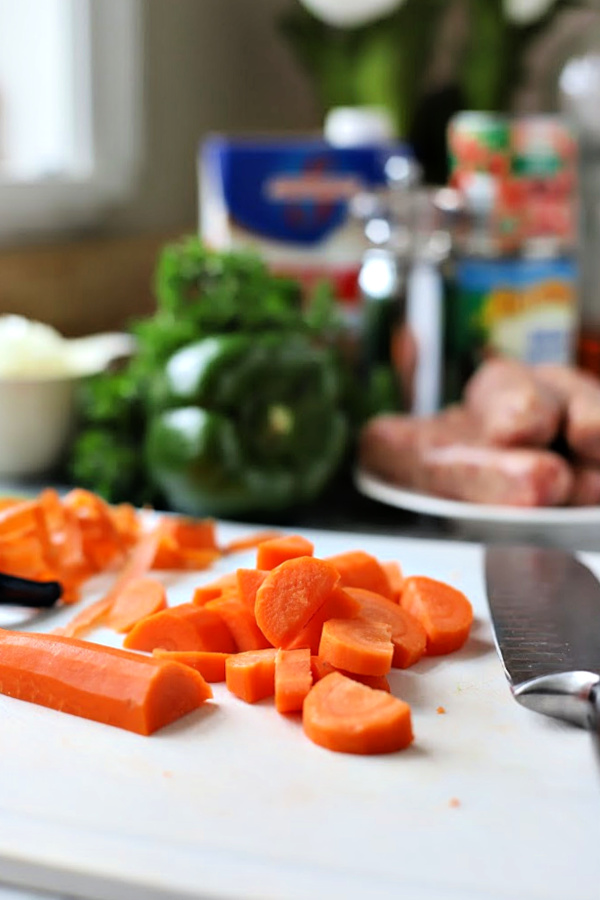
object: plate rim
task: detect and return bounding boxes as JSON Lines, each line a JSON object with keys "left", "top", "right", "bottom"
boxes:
{"left": 354, "top": 466, "right": 600, "bottom": 526}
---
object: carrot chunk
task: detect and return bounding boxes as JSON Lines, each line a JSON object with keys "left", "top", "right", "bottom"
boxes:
{"left": 225, "top": 648, "right": 277, "bottom": 703}
{"left": 274, "top": 648, "right": 313, "bottom": 714}
{"left": 401, "top": 576, "right": 473, "bottom": 655}
{"left": 205, "top": 595, "right": 272, "bottom": 652}
{"left": 224, "top": 530, "right": 283, "bottom": 554}
{"left": 256, "top": 535, "right": 315, "bottom": 570}
{"left": 318, "top": 618, "right": 394, "bottom": 676}
{"left": 286, "top": 586, "right": 361, "bottom": 654}
{"left": 382, "top": 561, "right": 404, "bottom": 602}
{"left": 152, "top": 649, "right": 231, "bottom": 682}
{"left": 326, "top": 551, "right": 395, "bottom": 600}
{"left": 310, "top": 656, "right": 390, "bottom": 691}
{"left": 0, "top": 629, "right": 212, "bottom": 735}
{"left": 106, "top": 577, "right": 168, "bottom": 633}
{"left": 123, "top": 603, "right": 236, "bottom": 653}
{"left": 254, "top": 556, "right": 340, "bottom": 648}
{"left": 302, "top": 672, "right": 413, "bottom": 754}
{"left": 236, "top": 568, "right": 268, "bottom": 610}
{"left": 192, "top": 573, "right": 239, "bottom": 606}
{"left": 345, "top": 587, "right": 427, "bottom": 668}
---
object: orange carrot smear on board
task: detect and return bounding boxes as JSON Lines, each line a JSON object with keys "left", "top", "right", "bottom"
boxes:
{"left": 225, "top": 648, "right": 277, "bottom": 703}
{"left": 326, "top": 550, "right": 395, "bottom": 601}
{"left": 344, "top": 587, "right": 427, "bottom": 669}
{"left": 318, "top": 618, "right": 394, "bottom": 677}
{"left": 302, "top": 672, "right": 413, "bottom": 755}
{"left": 400, "top": 576, "right": 473, "bottom": 656}
{"left": 0, "top": 629, "right": 212, "bottom": 735}
{"left": 254, "top": 556, "right": 340, "bottom": 648}
{"left": 106, "top": 577, "right": 168, "bottom": 634}
{"left": 274, "top": 648, "right": 313, "bottom": 714}
{"left": 124, "top": 603, "right": 236, "bottom": 654}
{"left": 152, "top": 649, "right": 231, "bottom": 683}
{"left": 256, "top": 534, "right": 314, "bottom": 571}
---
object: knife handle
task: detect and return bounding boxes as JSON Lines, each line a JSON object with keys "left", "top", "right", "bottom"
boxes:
{"left": 0, "top": 572, "right": 62, "bottom": 608}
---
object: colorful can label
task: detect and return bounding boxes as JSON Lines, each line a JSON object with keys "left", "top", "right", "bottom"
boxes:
{"left": 444, "top": 256, "right": 579, "bottom": 400}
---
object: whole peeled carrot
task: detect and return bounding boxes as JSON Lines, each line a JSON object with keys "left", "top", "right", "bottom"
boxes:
{"left": 0, "top": 629, "right": 212, "bottom": 735}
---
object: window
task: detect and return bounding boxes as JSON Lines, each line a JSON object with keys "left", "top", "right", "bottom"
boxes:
{"left": 0, "top": 0, "right": 142, "bottom": 240}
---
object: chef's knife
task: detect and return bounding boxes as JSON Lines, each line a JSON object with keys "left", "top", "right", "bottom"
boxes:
{"left": 485, "top": 544, "right": 600, "bottom": 731}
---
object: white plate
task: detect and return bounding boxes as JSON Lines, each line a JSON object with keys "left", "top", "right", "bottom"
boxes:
{"left": 355, "top": 467, "right": 600, "bottom": 550}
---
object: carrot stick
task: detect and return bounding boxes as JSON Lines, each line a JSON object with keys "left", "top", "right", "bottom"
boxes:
{"left": 254, "top": 556, "right": 340, "bottom": 648}
{"left": 225, "top": 648, "right": 277, "bottom": 703}
{"left": 274, "top": 648, "right": 313, "bottom": 714}
{"left": 326, "top": 551, "right": 395, "bottom": 601}
{"left": 382, "top": 561, "right": 404, "bottom": 603}
{"left": 256, "top": 535, "right": 314, "bottom": 570}
{"left": 60, "top": 524, "right": 166, "bottom": 638}
{"left": 344, "top": 587, "right": 427, "bottom": 669}
{"left": 152, "top": 649, "right": 231, "bottom": 682}
{"left": 0, "top": 629, "right": 212, "bottom": 735}
{"left": 106, "top": 577, "right": 168, "bottom": 633}
{"left": 124, "top": 603, "right": 236, "bottom": 653}
{"left": 236, "top": 568, "right": 268, "bottom": 610}
{"left": 318, "top": 618, "right": 394, "bottom": 676}
{"left": 223, "top": 530, "right": 283, "bottom": 554}
{"left": 401, "top": 576, "right": 473, "bottom": 656}
{"left": 287, "top": 586, "right": 361, "bottom": 654}
{"left": 205, "top": 595, "right": 272, "bottom": 652}
{"left": 302, "top": 672, "right": 413, "bottom": 754}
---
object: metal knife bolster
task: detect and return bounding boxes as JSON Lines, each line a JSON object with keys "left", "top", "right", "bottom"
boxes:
{"left": 514, "top": 671, "right": 600, "bottom": 730}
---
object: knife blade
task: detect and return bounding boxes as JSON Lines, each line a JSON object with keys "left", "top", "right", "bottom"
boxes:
{"left": 485, "top": 544, "right": 600, "bottom": 731}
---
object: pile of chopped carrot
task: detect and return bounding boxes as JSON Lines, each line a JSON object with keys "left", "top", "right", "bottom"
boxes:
{"left": 0, "top": 491, "right": 474, "bottom": 750}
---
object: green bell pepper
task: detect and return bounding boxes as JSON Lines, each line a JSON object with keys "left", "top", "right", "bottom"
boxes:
{"left": 145, "top": 331, "right": 349, "bottom": 517}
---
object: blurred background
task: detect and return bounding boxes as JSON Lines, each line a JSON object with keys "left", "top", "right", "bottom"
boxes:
{"left": 3, "top": 0, "right": 600, "bottom": 534}
{"left": 2, "top": 0, "right": 599, "bottom": 335}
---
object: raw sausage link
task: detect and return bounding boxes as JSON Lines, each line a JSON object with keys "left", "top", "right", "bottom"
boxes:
{"left": 359, "top": 413, "right": 573, "bottom": 507}
{"left": 464, "top": 358, "right": 562, "bottom": 447}
{"left": 534, "top": 364, "right": 600, "bottom": 463}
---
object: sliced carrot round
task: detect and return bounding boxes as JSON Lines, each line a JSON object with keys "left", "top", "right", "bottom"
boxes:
{"left": 345, "top": 587, "right": 426, "bottom": 669}
{"left": 256, "top": 534, "right": 314, "bottom": 570}
{"left": 303, "top": 672, "right": 413, "bottom": 755}
{"left": 401, "top": 576, "right": 473, "bottom": 656}
{"left": 254, "top": 556, "right": 340, "bottom": 648}
{"left": 318, "top": 618, "right": 393, "bottom": 677}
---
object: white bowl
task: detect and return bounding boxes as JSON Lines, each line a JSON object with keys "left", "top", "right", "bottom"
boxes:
{"left": 0, "top": 331, "right": 135, "bottom": 479}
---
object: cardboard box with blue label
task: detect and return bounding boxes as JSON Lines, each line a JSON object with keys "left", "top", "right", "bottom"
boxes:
{"left": 199, "top": 134, "right": 410, "bottom": 316}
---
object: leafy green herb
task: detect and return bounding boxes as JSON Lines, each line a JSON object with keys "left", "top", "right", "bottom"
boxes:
{"left": 68, "top": 237, "right": 354, "bottom": 506}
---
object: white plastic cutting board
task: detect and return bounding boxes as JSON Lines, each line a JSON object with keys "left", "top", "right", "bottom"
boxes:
{"left": 0, "top": 523, "right": 598, "bottom": 900}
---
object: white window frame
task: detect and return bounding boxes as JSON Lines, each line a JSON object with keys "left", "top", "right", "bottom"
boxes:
{"left": 0, "top": 0, "right": 143, "bottom": 242}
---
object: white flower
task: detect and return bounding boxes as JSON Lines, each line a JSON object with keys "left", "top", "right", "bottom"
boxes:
{"left": 504, "top": 0, "right": 557, "bottom": 25}
{"left": 297, "top": 0, "right": 406, "bottom": 29}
